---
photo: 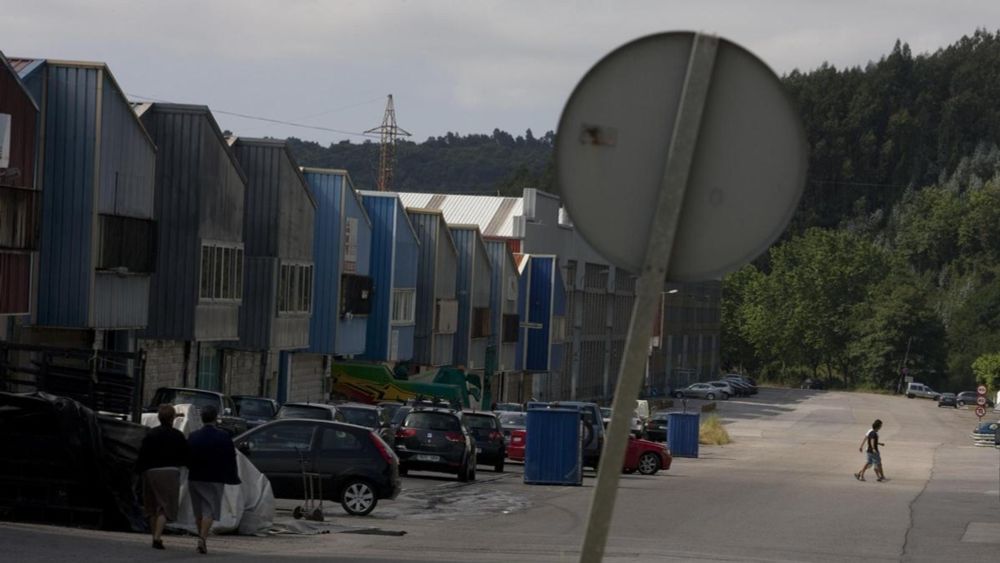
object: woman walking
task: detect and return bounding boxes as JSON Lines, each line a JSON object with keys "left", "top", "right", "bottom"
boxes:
{"left": 135, "top": 404, "right": 189, "bottom": 549}
{"left": 187, "top": 405, "right": 241, "bottom": 554}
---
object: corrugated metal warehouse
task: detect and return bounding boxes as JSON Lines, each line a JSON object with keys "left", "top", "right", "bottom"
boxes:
{"left": 448, "top": 224, "right": 492, "bottom": 374}
{"left": 405, "top": 207, "right": 458, "bottom": 369}
{"left": 360, "top": 191, "right": 419, "bottom": 365}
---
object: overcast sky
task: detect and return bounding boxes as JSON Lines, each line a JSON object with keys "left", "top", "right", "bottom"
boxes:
{"left": 2, "top": 1, "right": 998, "bottom": 145}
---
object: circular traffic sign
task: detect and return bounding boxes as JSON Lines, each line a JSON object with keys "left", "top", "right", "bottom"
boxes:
{"left": 977, "top": 384, "right": 987, "bottom": 396}
{"left": 555, "top": 32, "right": 808, "bottom": 279}
{"left": 975, "top": 405, "right": 987, "bottom": 418}
{"left": 976, "top": 396, "right": 987, "bottom": 407}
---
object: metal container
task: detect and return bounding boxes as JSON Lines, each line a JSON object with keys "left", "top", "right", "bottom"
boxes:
{"left": 524, "top": 406, "right": 583, "bottom": 485}
{"left": 667, "top": 412, "right": 700, "bottom": 458}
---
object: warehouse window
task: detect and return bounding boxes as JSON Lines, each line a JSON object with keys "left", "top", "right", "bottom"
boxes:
{"left": 97, "top": 214, "right": 156, "bottom": 273}
{"left": 502, "top": 314, "right": 519, "bottom": 343}
{"left": 391, "top": 288, "right": 416, "bottom": 325}
{"left": 0, "top": 186, "right": 37, "bottom": 250}
{"left": 340, "top": 273, "right": 373, "bottom": 317}
{"left": 278, "top": 261, "right": 313, "bottom": 314}
{"left": 199, "top": 242, "right": 243, "bottom": 302}
{"left": 472, "top": 307, "right": 491, "bottom": 338}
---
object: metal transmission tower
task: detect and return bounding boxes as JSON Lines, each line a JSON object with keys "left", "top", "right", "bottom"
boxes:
{"left": 365, "top": 94, "right": 411, "bottom": 192}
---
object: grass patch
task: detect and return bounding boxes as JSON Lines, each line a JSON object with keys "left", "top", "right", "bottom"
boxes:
{"left": 699, "top": 414, "right": 732, "bottom": 446}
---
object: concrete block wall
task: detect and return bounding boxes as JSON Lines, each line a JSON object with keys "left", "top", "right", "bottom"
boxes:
{"left": 289, "top": 353, "right": 326, "bottom": 403}
{"left": 139, "top": 339, "right": 196, "bottom": 405}
{"left": 224, "top": 349, "right": 268, "bottom": 397}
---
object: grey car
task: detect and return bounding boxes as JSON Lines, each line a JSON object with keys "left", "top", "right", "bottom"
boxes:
{"left": 673, "top": 383, "right": 723, "bottom": 400}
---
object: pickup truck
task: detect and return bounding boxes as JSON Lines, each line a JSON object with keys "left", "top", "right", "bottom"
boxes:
{"left": 147, "top": 387, "right": 249, "bottom": 436}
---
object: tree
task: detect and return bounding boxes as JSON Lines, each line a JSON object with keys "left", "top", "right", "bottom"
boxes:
{"left": 971, "top": 353, "right": 1000, "bottom": 392}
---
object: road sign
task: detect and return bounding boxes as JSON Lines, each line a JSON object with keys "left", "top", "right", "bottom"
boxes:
{"left": 975, "top": 405, "right": 987, "bottom": 418}
{"left": 978, "top": 396, "right": 988, "bottom": 407}
{"left": 977, "top": 384, "right": 988, "bottom": 396}
{"left": 556, "top": 31, "right": 808, "bottom": 280}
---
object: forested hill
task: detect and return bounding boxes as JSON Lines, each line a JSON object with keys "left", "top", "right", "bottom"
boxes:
{"left": 287, "top": 30, "right": 1000, "bottom": 234}
{"left": 286, "top": 129, "right": 555, "bottom": 196}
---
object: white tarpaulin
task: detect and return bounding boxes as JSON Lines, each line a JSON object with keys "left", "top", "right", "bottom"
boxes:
{"left": 142, "top": 404, "right": 275, "bottom": 535}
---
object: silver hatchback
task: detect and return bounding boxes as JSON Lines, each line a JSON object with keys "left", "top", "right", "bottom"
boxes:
{"left": 673, "top": 383, "right": 723, "bottom": 400}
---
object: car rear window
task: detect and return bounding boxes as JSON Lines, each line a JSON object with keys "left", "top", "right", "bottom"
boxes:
{"left": 340, "top": 407, "right": 379, "bottom": 428}
{"left": 464, "top": 415, "right": 497, "bottom": 430}
{"left": 404, "top": 412, "right": 460, "bottom": 431}
{"left": 236, "top": 398, "right": 274, "bottom": 417}
{"left": 498, "top": 412, "right": 526, "bottom": 427}
{"left": 277, "top": 405, "right": 332, "bottom": 420}
{"left": 154, "top": 389, "right": 220, "bottom": 411}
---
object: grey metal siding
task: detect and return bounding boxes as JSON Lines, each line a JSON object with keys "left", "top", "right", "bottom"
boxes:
{"left": 35, "top": 64, "right": 97, "bottom": 327}
{"left": 97, "top": 74, "right": 154, "bottom": 218}
{"left": 93, "top": 273, "right": 149, "bottom": 328}
{"left": 239, "top": 256, "right": 276, "bottom": 350}
{"left": 272, "top": 315, "right": 311, "bottom": 350}
{"left": 407, "top": 210, "right": 457, "bottom": 366}
{"left": 277, "top": 152, "right": 314, "bottom": 263}
{"left": 193, "top": 304, "right": 239, "bottom": 341}
{"left": 233, "top": 143, "right": 280, "bottom": 258}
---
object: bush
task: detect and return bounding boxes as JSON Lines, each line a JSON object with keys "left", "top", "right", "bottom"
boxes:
{"left": 699, "top": 414, "right": 732, "bottom": 446}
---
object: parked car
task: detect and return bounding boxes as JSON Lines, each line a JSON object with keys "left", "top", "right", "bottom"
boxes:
{"left": 332, "top": 402, "right": 381, "bottom": 430}
{"left": 493, "top": 402, "right": 524, "bottom": 412}
{"left": 906, "top": 382, "right": 940, "bottom": 400}
{"left": 393, "top": 407, "right": 477, "bottom": 481}
{"left": 461, "top": 411, "right": 506, "bottom": 472}
{"left": 672, "top": 383, "right": 722, "bottom": 400}
{"left": 232, "top": 395, "right": 278, "bottom": 429}
{"left": 643, "top": 411, "right": 670, "bottom": 442}
{"left": 276, "top": 402, "right": 346, "bottom": 422}
{"left": 507, "top": 428, "right": 526, "bottom": 462}
{"left": 956, "top": 392, "right": 995, "bottom": 408}
{"left": 497, "top": 411, "right": 527, "bottom": 446}
{"left": 622, "top": 435, "right": 672, "bottom": 475}
{"left": 937, "top": 393, "right": 957, "bottom": 408}
{"left": 377, "top": 401, "right": 405, "bottom": 424}
{"left": 530, "top": 401, "right": 605, "bottom": 470}
{"left": 801, "top": 378, "right": 825, "bottom": 390}
{"left": 723, "top": 378, "right": 754, "bottom": 396}
{"left": 970, "top": 420, "right": 1000, "bottom": 446}
{"left": 600, "top": 407, "right": 644, "bottom": 437}
{"left": 235, "top": 419, "right": 399, "bottom": 516}
{"left": 147, "top": 387, "right": 247, "bottom": 436}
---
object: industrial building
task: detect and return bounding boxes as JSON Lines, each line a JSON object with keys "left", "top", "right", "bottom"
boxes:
{"left": 405, "top": 207, "right": 458, "bottom": 369}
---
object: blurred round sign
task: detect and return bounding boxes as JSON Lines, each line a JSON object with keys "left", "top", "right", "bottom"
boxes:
{"left": 976, "top": 396, "right": 987, "bottom": 407}
{"left": 977, "top": 384, "right": 987, "bottom": 396}
{"left": 975, "top": 405, "right": 987, "bottom": 418}
{"left": 555, "top": 32, "right": 808, "bottom": 279}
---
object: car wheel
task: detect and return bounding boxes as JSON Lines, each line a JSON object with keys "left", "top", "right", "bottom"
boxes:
{"left": 672, "top": 391, "right": 684, "bottom": 398}
{"left": 722, "top": 393, "right": 730, "bottom": 400}
{"left": 470, "top": 464, "right": 477, "bottom": 482}
{"left": 494, "top": 457, "right": 504, "bottom": 473}
{"left": 957, "top": 400, "right": 965, "bottom": 407}
{"left": 706, "top": 393, "right": 716, "bottom": 400}
{"left": 341, "top": 480, "right": 378, "bottom": 516}
{"left": 906, "top": 394, "right": 914, "bottom": 399}
{"left": 458, "top": 460, "right": 471, "bottom": 482}
{"left": 637, "top": 452, "right": 660, "bottom": 475}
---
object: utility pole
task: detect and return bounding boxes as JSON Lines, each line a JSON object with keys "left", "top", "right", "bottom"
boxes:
{"left": 365, "top": 94, "right": 411, "bottom": 192}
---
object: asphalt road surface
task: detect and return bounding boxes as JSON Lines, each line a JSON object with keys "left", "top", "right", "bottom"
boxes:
{"left": 3, "top": 388, "right": 999, "bottom": 562}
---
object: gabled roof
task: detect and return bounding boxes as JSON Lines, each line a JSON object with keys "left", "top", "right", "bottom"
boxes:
{"left": 137, "top": 102, "right": 248, "bottom": 185}
{"left": 300, "top": 167, "right": 373, "bottom": 228}
{"left": 11, "top": 58, "right": 157, "bottom": 151}
{"left": 404, "top": 206, "right": 459, "bottom": 257}
{"left": 0, "top": 50, "right": 38, "bottom": 111}
{"left": 229, "top": 136, "right": 316, "bottom": 209}
{"left": 397, "top": 192, "right": 523, "bottom": 239}
{"left": 358, "top": 190, "right": 420, "bottom": 245}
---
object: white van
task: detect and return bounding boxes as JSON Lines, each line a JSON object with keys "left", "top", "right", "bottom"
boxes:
{"left": 905, "top": 382, "right": 940, "bottom": 400}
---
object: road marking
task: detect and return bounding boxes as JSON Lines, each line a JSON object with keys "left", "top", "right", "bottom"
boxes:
{"left": 961, "top": 522, "right": 1000, "bottom": 544}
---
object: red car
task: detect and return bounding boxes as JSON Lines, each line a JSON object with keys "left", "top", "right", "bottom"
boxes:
{"left": 623, "top": 435, "right": 671, "bottom": 475}
{"left": 507, "top": 429, "right": 526, "bottom": 462}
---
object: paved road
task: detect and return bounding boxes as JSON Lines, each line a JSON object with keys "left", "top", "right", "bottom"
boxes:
{"left": 3, "top": 389, "right": 999, "bottom": 561}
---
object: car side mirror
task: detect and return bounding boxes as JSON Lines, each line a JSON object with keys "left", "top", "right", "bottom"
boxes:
{"left": 224, "top": 407, "right": 233, "bottom": 416}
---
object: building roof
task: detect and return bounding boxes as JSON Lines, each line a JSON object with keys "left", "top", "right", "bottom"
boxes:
{"left": 397, "top": 192, "right": 522, "bottom": 239}
{"left": 229, "top": 136, "right": 316, "bottom": 209}
{"left": 0, "top": 51, "right": 38, "bottom": 111}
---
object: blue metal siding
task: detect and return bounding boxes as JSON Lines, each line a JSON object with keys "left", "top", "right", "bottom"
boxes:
{"left": 407, "top": 210, "right": 458, "bottom": 367}
{"left": 550, "top": 262, "right": 566, "bottom": 373}
{"left": 450, "top": 228, "right": 474, "bottom": 366}
{"left": 393, "top": 207, "right": 419, "bottom": 362}
{"left": 97, "top": 74, "right": 154, "bottom": 218}
{"left": 361, "top": 195, "right": 396, "bottom": 361}
{"left": 525, "top": 256, "right": 553, "bottom": 372}
{"left": 304, "top": 171, "right": 341, "bottom": 354}
{"left": 336, "top": 184, "right": 371, "bottom": 356}
{"left": 35, "top": 64, "right": 98, "bottom": 327}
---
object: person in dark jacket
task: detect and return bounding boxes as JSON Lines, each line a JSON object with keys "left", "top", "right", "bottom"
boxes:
{"left": 135, "top": 404, "right": 189, "bottom": 550}
{"left": 187, "top": 404, "right": 240, "bottom": 555}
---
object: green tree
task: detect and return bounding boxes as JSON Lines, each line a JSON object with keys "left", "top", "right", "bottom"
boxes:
{"left": 971, "top": 353, "right": 1000, "bottom": 392}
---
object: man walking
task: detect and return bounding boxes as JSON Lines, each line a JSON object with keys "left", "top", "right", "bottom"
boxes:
{"left": 855, "top": 419, "right": 885, "bottom": 482}
{"left": 135, "top": 404, "right": 189, "bottom": 550}
{"left": 187, "top": 405, "right": 241, "bottom": 554}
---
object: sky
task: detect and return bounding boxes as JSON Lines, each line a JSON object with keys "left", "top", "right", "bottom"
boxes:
{"left": 2, "top": 0, "right": 999, "bottom": 146}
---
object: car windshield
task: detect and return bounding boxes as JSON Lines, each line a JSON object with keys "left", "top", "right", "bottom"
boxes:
{"left": 499, "top": 412, "right": 526, "bottom": 427}
{"left": 464, "top": 414, "right": 497, "bottom": 430}
{"left": 236, "top": 398, "right": 274, "bottom": 417}
{"left": 404, "top": 412, "right": 460, "bottom": 431}
{"left": 600, "top": 408, "right": 612, "bottom": 418}
{"left": 154, "top": 389, "right": 220, "bottom": 411}
{"left": 339, "top": 407, "right": 379, "bottom": 428}
{"left": 277, "top": 405, "right": 332, "bottom": 420}
{"left": 390, "top": 406, "right": 412, "bottom": 426}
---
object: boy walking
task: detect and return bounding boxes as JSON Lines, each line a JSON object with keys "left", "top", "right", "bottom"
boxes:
{"left": 855, "top": 419, "right": 885, "bottom": 482}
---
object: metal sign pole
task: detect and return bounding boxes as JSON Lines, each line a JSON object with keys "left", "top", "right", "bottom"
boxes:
{"left": 578, "top": 33, "right": 718, "bottom": 563}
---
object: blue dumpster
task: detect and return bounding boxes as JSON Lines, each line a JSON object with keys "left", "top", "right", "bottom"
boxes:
{"left": 524, "top": 406, "right": 583, "bottom": 485}
{"left": 667, "top": 412, "right": 700, "bottom": 458}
